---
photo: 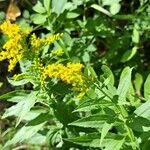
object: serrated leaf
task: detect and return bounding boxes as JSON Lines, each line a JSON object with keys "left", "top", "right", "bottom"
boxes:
{"left": 66, "top": 132, "right": 124, "bottom": 149}
{"left": 0, "top": 90, "right": 29, "bottom": 102}
{"left": 2, "top": 92, "right": 37, "bottom": 126}
{"left": 27, "top": 113, "right": 53, "bottom": 126}
{"left": 4, "top": 122, "right": 45, "bottom": 148}
{"left": 100, "top": 122, "right": 113, "bottom": 146}
{"left": 74, "top": 97, "right": 112, "bottom": 112}
{"left": 135, "top": 100, "right": 150, "bottom": 120}
{"left": 26, "top": 133, "right": 46, "bottom": 145}
{"left": 69, "top": 114, "right": 114, "bottom": 129}
{"left": 66, "top": 133, "right": 101, "bottom": 147}
{"left": 117, "top": 67, "right": 132, "bottom": 101}
{"left": 144, "top": 74, "right": 150, "bottom": 100}
{"left": 102, "top": 135, "right": 125, "bottom": 150}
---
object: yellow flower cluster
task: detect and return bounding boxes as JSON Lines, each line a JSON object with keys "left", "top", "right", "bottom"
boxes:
{"left": 0, "top": 22, "right": 27, "bottom": 71}
{"left": 41, "top": 63, "right": 87, "bottom": 93}
{"left": 0, "top": 21, "right": 20, "bottom": 38}
{"left": 30, "top": 33, "right": 63, "bottom": 49}
{"left": 30, "top": 33, "right": 44, "bottom": 48}
{"left": 0, "top": 21, "right": 63, "bottom": 72}
{"left": 51, "top": 49, "right": 64, "bottom": 57}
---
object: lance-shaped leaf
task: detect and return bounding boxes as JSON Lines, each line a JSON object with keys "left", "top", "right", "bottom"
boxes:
{"left": 2, "top": 91, "right": 37, "bottom": 126}
{"left": 117, "top": 67, "right": 132, "bottom": 102}
{"left": 69, "top": 114, "right": 115, "bottom": 129}
{"left": 65, "top": 132, "right": 125, "bottom": 149}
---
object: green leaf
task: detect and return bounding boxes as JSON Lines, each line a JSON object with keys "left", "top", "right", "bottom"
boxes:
{"left": 100, "top": 65, "right": 115, "bottom": 85}
{"left": 27, "top": 113, "right": 53, "bottom": 126}
{"left": 66, "top": 12, "right": 80, "bottom": 18}
{"left": 43, "top": 0, "right": 51, "bottom": 13}
{"left": 2, "top": 92, "right": 37, "bottom": 126}
{"left": 121, "top": 46, "right": 137, "bottom": 62}
{"left": 134, "top": 73, "right": 143, "bottom": 95}
{"left": 0, "top": 11, "right": 5, "bottom": 21}
{"left": 82, "top": 52, "right": 90, "bottom": 63}
{"left": 91, "top": 4, "right": 112, "bottom": 17}
{"left": 52, "top": 0, "right": 67, "bottom": 15}
{"left": 135, "top": 100, "right": 150, "bottom": 120}
{"left": 102, "top": 0, "right": 121, "bottom": 6}
{"left": 110, "top": 3, "right": 121, "bottom": 15}
{"left": 84, "top": 65, "right": 98, "bottom": 79}
{"left": 100, "top": 122, "right": 113, "bottom": 146}
{"left": 69, "top": 114, "right": 115, "bottom": 129}
{"left": 22, "top": 10, "right": 30, "bottom": 19}
{"left": 0, "top": 90, "right": 30, "bottom": 102}
{"left": 33, "top": 1, "right": 46, "bottom": 13}
{"left": 31, "top": 14, "right": 47, "bottom": 24}
{"left": 26, "top": 133, "right": 46, "bottom": 145}
{"left": 4, "top": 123, "right": 45, "bottom": 148}
{"left": 127, "top": 116, "right": 150, "bottom": 132}
{"left": 65, "top": 133, "right": 101, "bottom": 147}
{"left": 66, "top": 132, "right": 124, "bottom": 149}
{"left": 132, "top": 24, "right": 140, "bottom": 44}
{"left": 102, "top": 135, "right": 125, "bottom": 150}
{"left": 8, "top": 73, "right": 38, "bottom": 88}
{"left": 117, "top": 67, "right": 132, "bottom": 101}
{"left": 74, "top": 96, "right": 112, "bottom": 112}
{"left": 144, "top": 74, "right": 150, "bottom": 100}
{"left": 8, "top": 77, "right": 32, "bottom": 86}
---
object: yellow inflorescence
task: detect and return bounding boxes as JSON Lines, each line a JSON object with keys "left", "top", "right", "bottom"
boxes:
{"left": 30, "top": 33, "right": 63, "bottom": 49}
{"left": 30, "top": 33, "right": 44, "bottom": 48}
{"left": 0, "top": 22, "right": 26, "bottom": 71}
{"left": 0, "top": 21, "right": 21, "bottom": 38}
{"left": 41, "top": 63, "right": 87, "bottom": 94}
{"left": 0, "top": 21, "right": 63, "bottom": 72}
{"left": 45, "top": 33, "right": 63, "bottom": 44}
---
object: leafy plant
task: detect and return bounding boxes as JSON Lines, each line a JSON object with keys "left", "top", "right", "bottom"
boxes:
{"left": 0, "top": 0, "right": 150, "bottom": 149}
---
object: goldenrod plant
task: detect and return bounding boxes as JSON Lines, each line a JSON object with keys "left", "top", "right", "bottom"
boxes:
{"left": 0, "top": 0, "right": 150, "bottom": 150}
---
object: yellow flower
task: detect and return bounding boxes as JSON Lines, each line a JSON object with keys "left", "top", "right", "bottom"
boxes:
{"left": 0, "top": 22, "right": 63, "bottom": 72}
{"left": 45, "top": 33, "right": 63, "bottom": 44}
{"left": 30, "top": 33, "right": 44, "bottom": 48}
{"left": 30, "top": 33, "right": 63, "bottom": 49}
{"left": 41, "top": 63, "right": 87, "bottom": 95}
{"left": 0, "top": 22, "right": 28, "bottom": 71}
{"left": 0, "top": 21, "right": 21, "bottom": 37}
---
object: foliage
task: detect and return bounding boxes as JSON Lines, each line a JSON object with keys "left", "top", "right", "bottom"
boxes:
{"left": 0, "top": 0, "right": 150, "bottom": 149}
